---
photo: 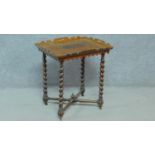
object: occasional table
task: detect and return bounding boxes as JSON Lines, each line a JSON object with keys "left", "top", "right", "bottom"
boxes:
{"left": 35, "top": 36, "right": 113, "bottom": 119}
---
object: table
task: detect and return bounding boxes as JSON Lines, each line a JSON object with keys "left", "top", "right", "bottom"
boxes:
{"left": 35, "top": 36, "right": 113, "bottom": 119}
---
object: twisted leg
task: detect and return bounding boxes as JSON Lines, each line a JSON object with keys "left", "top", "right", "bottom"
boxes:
{"left": 80, "top": 57, "right": 85, "bottom": 96}
{"left": 42, "top": 53, "right": 48, "bottom": 105}
{"left": 58, "top": 61, "right": 64, "bottom": 119}
{"left": 98, "top": 54, "right": 105, "bottom": 109}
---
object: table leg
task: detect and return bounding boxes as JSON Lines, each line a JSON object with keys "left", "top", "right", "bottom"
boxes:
{"left": 98, "top": 53, "right": 105, "bottom": 109}
{"left": 58, "top": 61, "right": 64, "bottom": 119}
{"left": 42, "top": 53, "right": 48, "bottom": 105}
{"left": 80, "top": 57, "right": 85, "bottom": 96}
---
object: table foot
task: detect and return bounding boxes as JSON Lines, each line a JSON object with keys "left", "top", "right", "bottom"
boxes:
{"left": 43, "top": 96, "right": 48, "bottom": 105}
{"left": 58, "top": 109, "right": 64, "bottom": 120}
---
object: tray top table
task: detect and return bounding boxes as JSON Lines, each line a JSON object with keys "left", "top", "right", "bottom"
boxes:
{"left": 35, "top": 36, "right": 113, "bottom": 119}
{"left": 36, "top": 36, "right": 113, "bottom": 60}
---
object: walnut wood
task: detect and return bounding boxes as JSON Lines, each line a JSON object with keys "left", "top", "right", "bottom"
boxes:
{"left": 80, "top": 57, "right": 85, "bottom": 96}
{"left": 35, "top": 36, "right": 113, "bottom": 61}
{"left": 48, "top": 97, "right": 97, "bottom": 104}
{"left": 36, "top": 36, "right": 113, "bottom": 120}
{"left": 98, "top": 53, "right": 105, "bottom": 109}
{"left": 58, "top": 61, "right": 64, "bottom": 118}
{"left": 63, "top": 91, "right": 82, "bottom": 111}
{"left": 42, "top": 53, "right": 48, "bottom": 105}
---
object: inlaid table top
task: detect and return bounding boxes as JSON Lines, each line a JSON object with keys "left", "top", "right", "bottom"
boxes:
{"left": 35, "top": 36, "right": 113, "bottom": 61}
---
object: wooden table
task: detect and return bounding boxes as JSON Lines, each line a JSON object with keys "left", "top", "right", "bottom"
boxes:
{"left": 35, "top": 36, "right": 113, "bottom": 119}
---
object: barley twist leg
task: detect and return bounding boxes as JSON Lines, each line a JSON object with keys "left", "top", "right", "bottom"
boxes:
{"left": 42, "top": 53, "right": 48, "bottom": 105}
{"left": 58, "top": 61, "right": 64, "bottom": 119}
{"left": 98, "top": 54, "right": 105, "bottom": 109}
{"left": 80, "top": 57, "right": 85, "bottom": 96}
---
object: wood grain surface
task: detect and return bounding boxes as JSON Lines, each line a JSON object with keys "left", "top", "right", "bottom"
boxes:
{"left": 35, "top": 36, "right": 113, "bottom": 61}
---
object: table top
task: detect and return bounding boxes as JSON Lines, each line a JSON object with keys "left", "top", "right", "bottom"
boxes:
{"left": 35, "top": 36, "right": 113, "bottom": 61}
